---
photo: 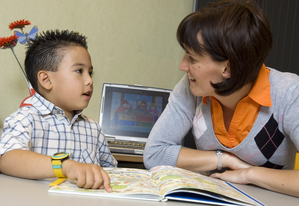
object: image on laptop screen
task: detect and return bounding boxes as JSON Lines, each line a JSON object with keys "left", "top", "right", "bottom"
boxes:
{"left": 99, "top": 83, "right": 171, "bottom": 145}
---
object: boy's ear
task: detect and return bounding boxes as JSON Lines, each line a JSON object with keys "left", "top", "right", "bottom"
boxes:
{"left": 37, "top": 71, "right": 52, "bottom": 90}
{"left": 222, "top": 61, "right": 231, "bottom": 79}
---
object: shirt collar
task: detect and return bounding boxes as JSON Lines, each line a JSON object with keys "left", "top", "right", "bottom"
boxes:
{"left": 248, "top": 64, "right": 272, "bottom": 107}
{"left": 30, "top": 92, "right": 84, "bottom": 118}
{"left": 30, "top": 92, "right": 55, "bottom": 115}
{"left": 202, "top": 64, "right": 272, "bottom": 107}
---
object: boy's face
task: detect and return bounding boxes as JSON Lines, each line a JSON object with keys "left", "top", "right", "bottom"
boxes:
{"left": 48, "top": 46, "right": 93, "bottom": 117}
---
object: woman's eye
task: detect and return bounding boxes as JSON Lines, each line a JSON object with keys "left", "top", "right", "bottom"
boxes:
{"left": 189, "top": 56, "right": 195, "bottom": 63}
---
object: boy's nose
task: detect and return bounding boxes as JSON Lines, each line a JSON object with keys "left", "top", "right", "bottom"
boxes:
{"left": 179, "top": 53, "right": 189, "bottom": 72}
{"left": 86, "top": 75, "right": 93, "bottom": 86}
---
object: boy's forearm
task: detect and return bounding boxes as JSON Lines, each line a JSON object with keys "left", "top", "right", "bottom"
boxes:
{"left": 0, "top": 149, "right": 112, "bottom": 191}
{"left": 0, "top": 149, "right": 55, "bottom": 179}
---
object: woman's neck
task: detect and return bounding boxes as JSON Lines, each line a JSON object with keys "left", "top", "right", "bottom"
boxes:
{"left": 215, "top": 83, "right": 253, "bottom": 131}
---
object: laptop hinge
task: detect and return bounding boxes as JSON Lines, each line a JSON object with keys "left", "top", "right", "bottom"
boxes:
{"left": 105, "top": 136, "right": 116, "bottom": 141}
{"left": 134, "top": 149, "right": 144, "bottom": 154}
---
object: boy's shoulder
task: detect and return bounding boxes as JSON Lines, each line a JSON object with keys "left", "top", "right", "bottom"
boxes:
{"left": 11, "top": 93, "right": 51, "bottom": 117}
{"left": 6, "top": 104, "right": 42, "bottom": 123}
{"left": 5, "top": 92, "right": 53, "bottom": 125}
{"left": 2, "top": 106, "right": 41, "bottom": 133}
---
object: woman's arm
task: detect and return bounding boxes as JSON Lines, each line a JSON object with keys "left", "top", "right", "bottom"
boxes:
{"left": 177, "top": 144, "right": 299, "bottom": 197}
{"left": 177, "top": 147, "right": 251, "bottom": 172}
{"left": 211, "top": 166, "right": 299, "bottom": 197}
{"left": 177, "top": 147, "right": 219, "bottom": 171}
{"left": 178, "top": 148, "right": 299, "bottom": 197}
{"left": 143, "top": 75, "right": 196, "bottom": 169}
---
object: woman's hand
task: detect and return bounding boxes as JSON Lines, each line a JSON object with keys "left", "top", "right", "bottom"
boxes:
{"left": 222, "top": 152, "right": 252, "bottom": 170}
{"left": 211, "top": 168, "right": 252, "bottom": 185}
{"left": 211, "top": 152, "right": 253, "bottom": 184}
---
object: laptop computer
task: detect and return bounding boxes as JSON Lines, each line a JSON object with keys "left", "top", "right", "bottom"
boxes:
{"left": 99, "top": 83, "right": 172, "bottom": 155}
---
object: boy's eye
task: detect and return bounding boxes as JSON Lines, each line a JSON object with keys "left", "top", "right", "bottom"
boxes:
{"left": 89, "top": 71, "right": 94, "bottom": 77}
{"left": 76, "top": 69, "right": 83, "bottom": 74}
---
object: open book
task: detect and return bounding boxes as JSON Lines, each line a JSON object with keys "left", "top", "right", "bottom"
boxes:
{"left": 48, "top": 165, "right": 264, "bottom": 206}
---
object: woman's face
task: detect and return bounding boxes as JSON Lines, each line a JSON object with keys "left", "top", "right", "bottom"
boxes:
{"left": 179, "top": 36, "right": 229, "bottom": 97}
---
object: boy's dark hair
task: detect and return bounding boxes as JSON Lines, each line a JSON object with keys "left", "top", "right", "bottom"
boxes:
{"left": 177, "top": 0, "right": 273, "bottom": 96}
{"left": 25, "top": 30, "right": 88, "bottom": 93}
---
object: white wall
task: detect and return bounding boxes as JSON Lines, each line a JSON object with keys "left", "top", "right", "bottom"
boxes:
{"left": 0, "top": 0, "right": 193, "bottom": 127}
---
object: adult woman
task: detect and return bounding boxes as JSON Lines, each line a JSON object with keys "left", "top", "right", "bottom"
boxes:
{"left": 143, "top": 0, "right": 299, "bottom": 197}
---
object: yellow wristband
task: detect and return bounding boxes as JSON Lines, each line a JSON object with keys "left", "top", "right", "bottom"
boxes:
{"left": 52, "top": 159, "right": 65, "bottom": 178}
{"left": 51, "top": 152, "right": 69, "bottom": 178}
{"left": 49, "top": 177, "right": 66, "bottom": 186}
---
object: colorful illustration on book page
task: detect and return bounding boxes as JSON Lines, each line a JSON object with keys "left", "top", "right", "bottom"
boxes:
{"left": 150, "top": 166, "right": 258, "bottom": 204}
{"left": 106, "top": 168, "right": 159, "bottom": 195}
{"left": 50, "top": 168, "right": 160, "bottom": 196}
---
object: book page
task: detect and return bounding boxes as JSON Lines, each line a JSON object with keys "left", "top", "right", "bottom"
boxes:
{"left": 49, "top": 168, "right": 161, "bottom": 200}
{"left": 105, "top": 168, "right": 160, "bottom": 195}
{"left": 150, "top": 166, "right": 261, "bottom": 205}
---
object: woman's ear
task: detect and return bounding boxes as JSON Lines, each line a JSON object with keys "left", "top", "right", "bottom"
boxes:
{"left": 222, "top": 61, "right": 231, "bottom": 79}
{"left": 37, "top": 71, "right": 52, "bottom": 90}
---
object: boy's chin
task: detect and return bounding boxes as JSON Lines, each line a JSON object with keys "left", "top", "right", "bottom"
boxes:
{"left": 75, "top": 104, "right": 89, "bottom": 111}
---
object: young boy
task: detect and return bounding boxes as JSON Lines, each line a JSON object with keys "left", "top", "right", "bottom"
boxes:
{"left": 0, "top": 30, "right": 117, "bottom": 191}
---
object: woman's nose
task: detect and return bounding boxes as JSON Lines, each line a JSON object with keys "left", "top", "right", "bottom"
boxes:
{"left": 179, "top": 53, "right": 189, "bottom": 72}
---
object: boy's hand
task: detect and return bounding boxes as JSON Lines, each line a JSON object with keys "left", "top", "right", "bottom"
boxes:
{"left": 61, "top": 159, "right": 112, "bottom": 192}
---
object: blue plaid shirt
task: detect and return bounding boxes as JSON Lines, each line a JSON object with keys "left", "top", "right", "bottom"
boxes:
{"left": 0, "top": 93, "right": 117, "bottom": 167}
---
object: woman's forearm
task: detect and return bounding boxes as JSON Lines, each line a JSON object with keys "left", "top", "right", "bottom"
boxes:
{"left": 177, "top": 147, "right": 219, "bottom": 171}
{"left": 177, "top": 148, "right": 251, "bottom": 172}
{"left": 246, "top": 167, "right": 299, "bottom": 197}
{"left": 210, "top": 165, "right": 299, "bottom": 197}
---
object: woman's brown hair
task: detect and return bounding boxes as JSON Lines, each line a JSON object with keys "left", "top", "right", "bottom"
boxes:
{"left": 177, "top": 0, "right": 273, "bottom": 96}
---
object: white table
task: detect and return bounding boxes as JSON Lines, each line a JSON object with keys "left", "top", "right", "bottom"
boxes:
{"left": 0, "top": 173, "right": 298, "bottom": 206}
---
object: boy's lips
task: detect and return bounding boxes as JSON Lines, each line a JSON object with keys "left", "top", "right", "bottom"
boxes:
{"left": 83, "top": 90, "right": 92, "bottom": 98}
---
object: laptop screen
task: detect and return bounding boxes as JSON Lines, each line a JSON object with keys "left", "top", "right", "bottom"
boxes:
{"left": 99, "top": 83, "right": 171, "bottom": 142}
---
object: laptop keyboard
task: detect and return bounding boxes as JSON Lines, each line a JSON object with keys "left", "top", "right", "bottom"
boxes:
{"left": 107, "top": 140, "right": 145, "bottom": 149}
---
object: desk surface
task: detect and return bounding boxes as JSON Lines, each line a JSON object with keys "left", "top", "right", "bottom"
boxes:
{"left": 0, "top": 173, "right": 298, "bottom": 206}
